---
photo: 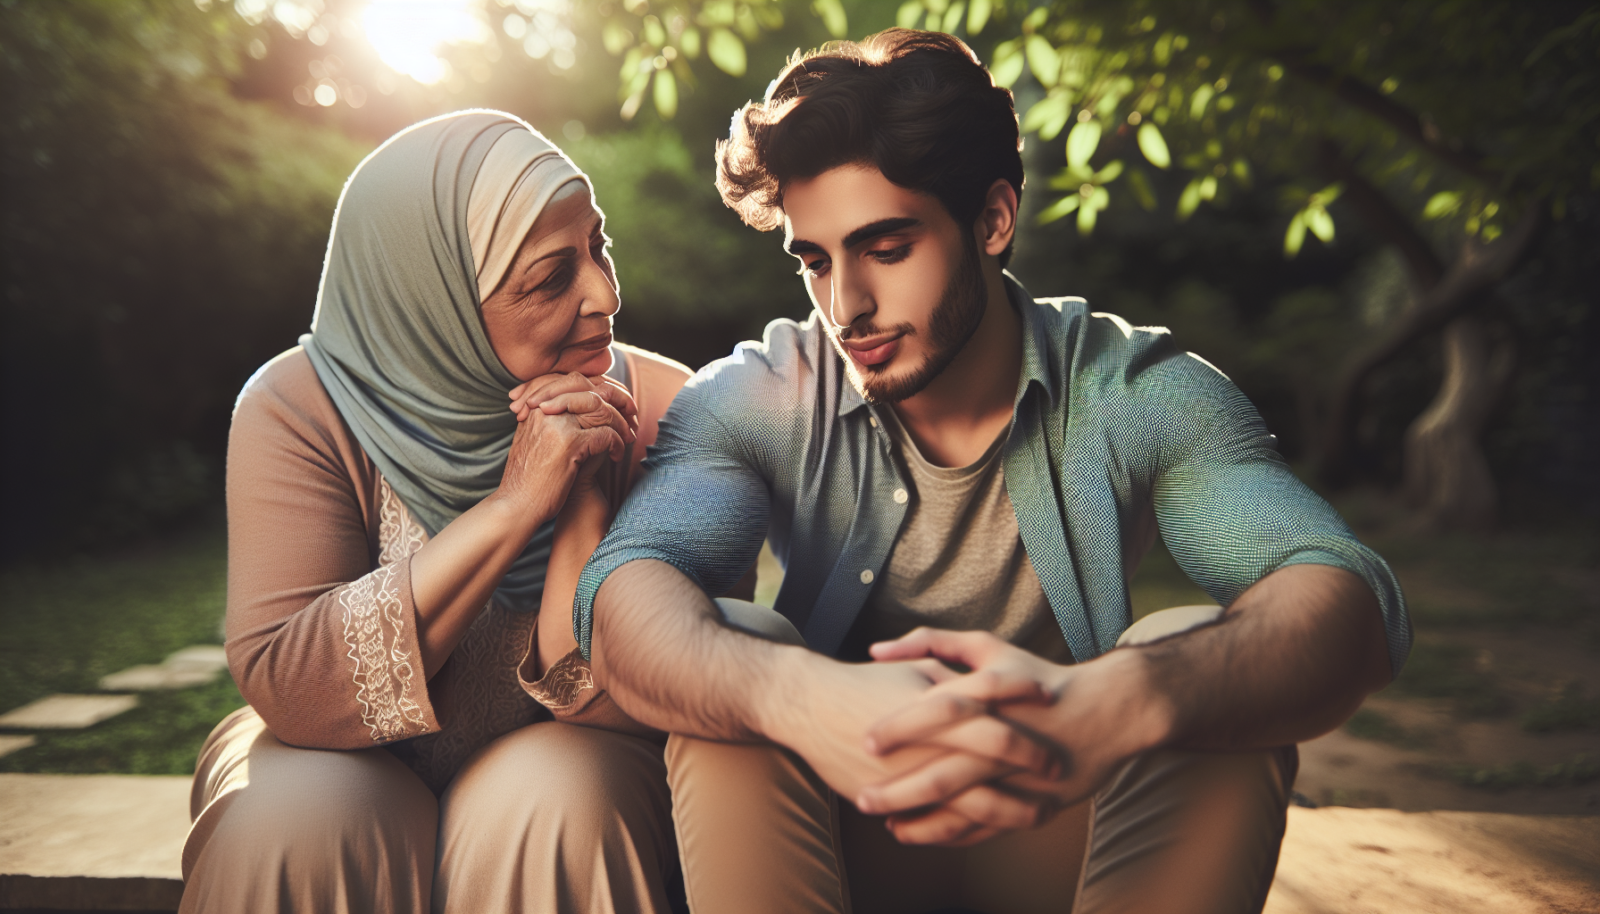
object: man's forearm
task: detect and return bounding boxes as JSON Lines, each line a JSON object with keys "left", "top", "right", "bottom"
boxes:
{"left": 1136, "top": 563, "right": 1393, "bottom": 751}
{"left": 589, "top": 558, "right": 808, "bottom": 741}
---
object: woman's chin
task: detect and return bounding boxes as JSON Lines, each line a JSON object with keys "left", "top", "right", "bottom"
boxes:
{"left": 562, "top": 345, "right": 615, "bottom": 378}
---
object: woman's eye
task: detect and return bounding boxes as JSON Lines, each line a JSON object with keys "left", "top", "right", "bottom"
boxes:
{"left": 531, "top": 262, "right": 575, "bottom": 297}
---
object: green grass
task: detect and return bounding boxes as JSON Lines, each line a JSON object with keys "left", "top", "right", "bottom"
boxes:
{"left": 1343, "top": 707, "right": 1434, "bottom": 749}
{"left": 1437, "top": 755, "right": 1600, "bottom": 792}
{"left": 1521, "top": 683, "right": 1600, "bottom": 733}
{"left": 1385, "top": 641, "right": 1513, "bottom": 718}
{"left": 1366, "top": 525, "right": 1600, "bottom": 631}
{"left": 0, "top": 515, "right": 242, "bottom": 774}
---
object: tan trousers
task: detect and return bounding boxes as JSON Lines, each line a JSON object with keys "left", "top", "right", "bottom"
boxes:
{"left": 701, "top": 601, "right": 1297, "bottom": 914}
{"left": 180, "top": 603, "right": 1289, "bottom": 914}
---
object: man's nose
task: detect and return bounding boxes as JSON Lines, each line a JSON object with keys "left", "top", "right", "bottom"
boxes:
{"left": 829, "top": 262, "right": 873, "bottom": 331}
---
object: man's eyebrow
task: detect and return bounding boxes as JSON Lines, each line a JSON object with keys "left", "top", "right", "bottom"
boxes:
{"left": 785, "top": 238, "right": 825, "bottom": 256}
{"left": 841, "top": 217, "right": 920, "bottom": 250}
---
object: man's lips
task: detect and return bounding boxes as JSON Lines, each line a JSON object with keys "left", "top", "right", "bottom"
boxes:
{"left": 841, "top": 333, "right": 902, "bottom": 367}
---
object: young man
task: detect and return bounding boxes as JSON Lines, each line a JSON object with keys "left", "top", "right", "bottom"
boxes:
{"left": 572, "top": 29, "right": 1408, "bottom": 913}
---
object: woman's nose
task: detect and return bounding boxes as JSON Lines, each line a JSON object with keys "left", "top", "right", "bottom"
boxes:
{"left": 579, "top": 254, "right": 621, "bottom": 317}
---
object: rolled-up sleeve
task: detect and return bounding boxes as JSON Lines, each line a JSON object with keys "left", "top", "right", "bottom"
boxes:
{"left": 1133, "top": 348, "right": 1411, "bottom": 676}
{"left": 573, "top": 377, "right": 772, "bottom": 659}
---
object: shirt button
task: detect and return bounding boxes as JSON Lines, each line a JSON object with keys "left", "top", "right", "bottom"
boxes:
{"left": 860, "top": 569, "right": 875, "bottom": 585}
{"left": 869, "top": 416, "right": 879, "bottom": 428}
{"left": 893, "top": 488, "right": 909, "bottom": 504}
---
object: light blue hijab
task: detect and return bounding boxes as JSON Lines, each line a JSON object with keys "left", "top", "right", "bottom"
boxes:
{"left": 301, "top": 110, "right": 622, "bottom": 609}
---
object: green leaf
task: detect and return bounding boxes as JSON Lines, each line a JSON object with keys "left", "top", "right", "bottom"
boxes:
{"left": 942, "top": 2, "right": 965, "bottom": 34}
{"left": 1066, "top": 119, "right": 1101, "bottom": 169}
{"left": 642, "top": 16, "right": 666, "bottom": 47}
{"left": 1094, "top": 159, "right": 1124, "bottom": 183}
{"left": 1077, "top": 186, "right": 1108, "bottom": 236}
{"left": 1036, "top": 194, "right": 1080, "bottom": 225}
{"left": 1027, "top": 35, "right": 1059, "bottom": 87}
{"left": 1189, "top": 83, "right": 1214, "bottom": 119}
{"left": 990, "top": 39, "right": 1025, "bottom": 88}
{"left": 707, "top": 28, "right": 746, "bottom": 76}
{"left": 1305, "top": 205, "right": 1334, "bottom": 242}
{"left": 1283, "top": 212, "right": 1306, "bottom": 256}
{"left": 1423, "top": 190, "right": 1461, "bottom": 220}
{"left": 1126, "top": 168, "right": 1157, "bottom": 210}
{"left": 813, "top": 0, "right": 848, "bottom": 38}
{"left": 700, "top": 0, "right": 737, "bottom": 26}
{"left": 602, "top": 21, "right": 633, "bottom": 56}
{"left": 652, "top": 69, "right": 678, "bottom": 119}
{"left": 1136, "top": 122, "right": 1170, "bottom": 168}
{"left": 1199, "top": 175, "right": 1217, "bottom": 200}
{"left": 897, "top": 0, "right": 924, "bottom": 29}
{"left": 1022, "top": 92, "right": 1071, "bottom": 140}
{"left": 1177, "top": 177, "right": 1203, "bottom": 220}
{"left": 967, "top": 0, "right": 991, "bottom": 35}
{"left": 680, "top": 26, "right": 701, "bottom": 59}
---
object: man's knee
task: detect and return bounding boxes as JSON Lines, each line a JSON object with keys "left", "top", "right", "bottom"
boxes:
{"left": 714, "top": 597, "right": 806, "bottom": 646}
{"left": 1116, "top": 604, "right": 1224, "bottom": 648}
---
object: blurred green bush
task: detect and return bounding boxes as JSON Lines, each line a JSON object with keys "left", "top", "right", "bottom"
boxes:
{"left": 2, "top": 0, "right": 368, "bottom": 554}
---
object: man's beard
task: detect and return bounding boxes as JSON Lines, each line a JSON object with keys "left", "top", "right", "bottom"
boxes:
{"left": 836, "top": 235, "right": 989, "bottom": 405}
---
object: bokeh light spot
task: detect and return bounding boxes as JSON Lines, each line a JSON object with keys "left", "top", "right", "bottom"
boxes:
{"left": 362, "top": 0, "right": 490, "bottom": 85}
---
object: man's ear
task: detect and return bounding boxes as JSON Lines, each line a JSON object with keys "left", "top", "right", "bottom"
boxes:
{"left": 975, "top": 179, "right": 1019, "bottom": 258}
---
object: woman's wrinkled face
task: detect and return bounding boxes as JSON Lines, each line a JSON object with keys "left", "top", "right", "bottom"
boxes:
{"left": 480, "top": 183, "right": 619, "bottom": 382}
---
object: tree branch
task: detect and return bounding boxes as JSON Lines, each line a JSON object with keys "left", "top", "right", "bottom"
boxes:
{"left": 1316, "top": 202, "right": 1545, "bottom": 483}
{"left": 1315, "top": 138, "right": 1444, "bottom": 287}
{"left": 1237, "top": 4, "right": 1502, "bottom": 188}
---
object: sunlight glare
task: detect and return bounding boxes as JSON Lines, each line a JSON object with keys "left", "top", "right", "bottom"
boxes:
{"left": 362, "top": 0, "right": 490, "bottom": 85}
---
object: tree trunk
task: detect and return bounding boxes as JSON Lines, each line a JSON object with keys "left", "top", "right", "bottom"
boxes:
{"left": 1400, "top": 314, "right": 1514, "bottom": 530}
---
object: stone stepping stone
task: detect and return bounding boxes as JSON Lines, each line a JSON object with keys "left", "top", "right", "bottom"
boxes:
{"left": 0, "top": 694, "right": 138, "bottom": 730}
{"left": 0, "top": 773, "right": 187, "bottom": 911}
{"left": 0, "top": 735, "right": 37, "bottom": 759}
{"left": 98, "top": 644, "right": 229, "bottom": 692}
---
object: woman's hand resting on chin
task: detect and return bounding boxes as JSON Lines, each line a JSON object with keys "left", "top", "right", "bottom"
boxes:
{"left": 497, "top": 372, "right": 638, "bottom": 524}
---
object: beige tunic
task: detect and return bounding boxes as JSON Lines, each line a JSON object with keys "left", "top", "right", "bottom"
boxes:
{"left": 223, "top": 345, "right": 687, "bottom": 792}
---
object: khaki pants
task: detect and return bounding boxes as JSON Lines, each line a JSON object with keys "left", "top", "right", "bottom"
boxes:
{"left": 181, "top": 603, "right": 1290, "bottom": 914}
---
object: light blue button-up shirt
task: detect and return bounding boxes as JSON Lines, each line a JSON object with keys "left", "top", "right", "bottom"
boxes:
{"left": 576, "top": 278, "right": 1410, "bottom": 673}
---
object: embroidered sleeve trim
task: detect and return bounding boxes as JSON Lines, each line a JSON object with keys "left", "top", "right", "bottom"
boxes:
{"left": 337, "top": 477, "right": 431, "bottom": 743}
{"left": 522, "top": 648, "right": 597, "bottom": 714}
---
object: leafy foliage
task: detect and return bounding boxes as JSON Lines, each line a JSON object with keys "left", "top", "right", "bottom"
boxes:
{"left": 1, "top": 0, "right": 368, "bottom": 555}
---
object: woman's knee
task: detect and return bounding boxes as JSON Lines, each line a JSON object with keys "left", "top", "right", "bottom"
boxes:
{"left": 182, "top": 718, "right": 437, "bottom": 912}
{"left": 441, "top": 722, "right": 672, "bottom": 845}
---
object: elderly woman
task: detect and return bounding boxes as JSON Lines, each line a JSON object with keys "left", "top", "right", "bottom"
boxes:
{"left": 177, "top": 112, "right": 842, "bottom": 914}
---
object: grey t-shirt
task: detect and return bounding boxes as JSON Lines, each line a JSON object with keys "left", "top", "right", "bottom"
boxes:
{"left": 838, "top": 408, "right": 1072, "bottom": 664}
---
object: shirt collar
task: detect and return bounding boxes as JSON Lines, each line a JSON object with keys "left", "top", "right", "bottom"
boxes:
{"left": 838, "top": 272, "right": 1053, "bottom": 419}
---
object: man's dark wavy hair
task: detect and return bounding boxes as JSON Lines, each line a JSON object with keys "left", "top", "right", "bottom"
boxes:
{"left": 715, "top": 29, "right": 1024, "bottom": 266}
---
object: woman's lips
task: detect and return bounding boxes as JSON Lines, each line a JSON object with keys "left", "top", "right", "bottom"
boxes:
{"left": 843, "top": 335, "right": 901, "bottom": 368}
{"left": 568, "top": 332, "right": 613, "bottom": 352}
